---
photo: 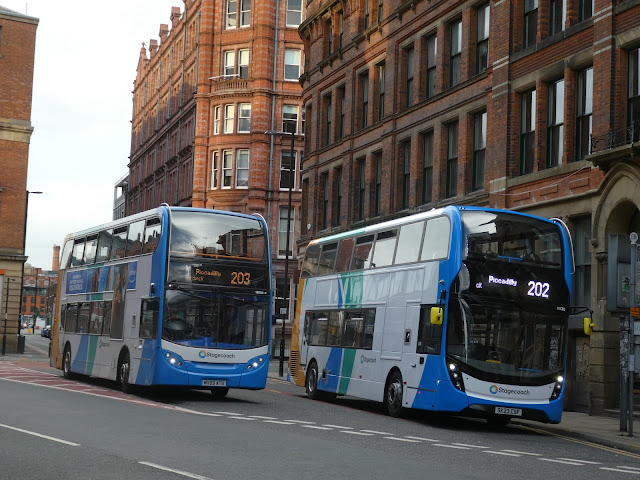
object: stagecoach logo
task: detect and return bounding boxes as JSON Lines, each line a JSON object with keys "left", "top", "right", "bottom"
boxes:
{"left": 490, "top": 385, "right": 531, "bottom": 396}
{"left": 360, "top": 355, "right": 376, "bottom": 364}
{"left": 99, "top": 339, "right": 110, "bottom": 348}
{"left": 199, "top": 351, "right": 236, "bottom": 359}
{"left": 199, "top": 350, "right": 207, "bottom": 358}
{"left": 489, "top": 385, "right": 498, "bottom": 395}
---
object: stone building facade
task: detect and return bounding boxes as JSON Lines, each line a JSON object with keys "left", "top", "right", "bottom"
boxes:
{"left": 128, "top": 1, "right": 306, "bottom": 348}
{"left": 299, "top": 0, "right": 640, "bottom": 413}
{"left": 0, "top": 6, "right": 38, "bottom": 353}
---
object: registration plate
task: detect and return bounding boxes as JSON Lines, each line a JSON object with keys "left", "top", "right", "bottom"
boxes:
{"left": 495, "top": 407, "right": 522, "bottom": 416}
{"left": 202, "top": 379, "right": 227, "bottom": 387}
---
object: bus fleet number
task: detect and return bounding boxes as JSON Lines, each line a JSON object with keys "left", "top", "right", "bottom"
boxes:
{"left": 231, "top": 271, "right": 251, "bottom": 286}
{"left": 527, "top": 281, "right": 550, "bottom": 298}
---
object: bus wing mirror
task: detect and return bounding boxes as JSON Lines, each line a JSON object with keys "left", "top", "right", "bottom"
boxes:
{"left": 430, "top": 307, "right": 443, "bottom": 325}
{"left": 584, "top": 317, "right": 594, "bottom": 336}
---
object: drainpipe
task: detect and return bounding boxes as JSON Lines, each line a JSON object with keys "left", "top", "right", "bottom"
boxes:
{"left": 268, "top": 0, "right": 280, "bottom": 225}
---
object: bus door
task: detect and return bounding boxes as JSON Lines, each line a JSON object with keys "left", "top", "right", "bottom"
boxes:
{"left": 402, "top": 303, "right": 423, "bottom": 389}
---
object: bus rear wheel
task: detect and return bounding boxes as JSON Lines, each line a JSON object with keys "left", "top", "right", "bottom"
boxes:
{"left": 305, "top": 361, "right": 321, "bottom": 400}
{"left": 385, "top": 371, "right": 404, "bottom": 418}
{"left": 118, "top": 352, "right": 131, "bottom": 393}
{"left": 62, "top": 345, "right": 74, "bottom": 379}
{"left": 210, "top": 387, "right": 229, "bottom": 399}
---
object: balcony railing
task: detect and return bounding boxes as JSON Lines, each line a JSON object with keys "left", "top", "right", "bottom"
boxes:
{"left": 590, "top": 121, "right": 640, "bottom": 154}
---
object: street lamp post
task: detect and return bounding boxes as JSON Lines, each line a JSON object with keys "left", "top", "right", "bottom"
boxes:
{"left": 19, "top": 190, "right": 42, "bottom": 337}
{"left": 265, "top": 127, "right": 295, "bottom": 377}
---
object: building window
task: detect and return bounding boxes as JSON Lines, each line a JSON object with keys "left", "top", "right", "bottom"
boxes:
{"left": 325, "top": 19, "right": 333, "bottom": 56}
{"left": 360, "top": 71, "right": 369, "bottom": 129}
{"left": 377, "top": 62, "right": 385, "bottom": 122}
{"left": 629, "top": 48, "right": 640, "bottom": 142}
{"left": 364, "top": 0, "right": 370, "bottom": 29}
{"left": 473, "top": 111, "right": 487, "bottom": 191}
{"left": 446, "top": 123, "right": 458, "bottom": 198}
{"left": 377, "top": 0, "right": 383, "bottom": 23}
{"left": 224, "top": 50, "right": 235, "bottom": 77}
{"left": 426, "top": 34, "right": 437, "bottom": 99}
{"left": 301, "top": 108, "right": 306, "bottom": 137}
{"left": 450, "top": 20, "right": 462, "bottom": 87}
{"left": 338, "top": 12, "right": 344, "bottom": 49}
{"left": 224, "top": 104, "right": 235, "bottom": 133}
{"left": 284, "top": 49, "right": 302, "bottom": 81}
{"left": 338, "top": 86, "right": 346, "bottom": 139}
{"left": 334, "top": 168, "right": 342, "bottom": 226}
{"left": 237, "top": 103, "right": 251, "bottom": 133}
{"left": 524, "top": 0, "right": 538, "bottom": 49}
{"left": 279, "top": 207, "right": 294, "bottom": 257}
{"left": 283, "top": 105, "right": 299, "bottom": 134}
{"left": 240, "top": 0, "right": 251, "bottom": 27}
{"left": 236, "top": 149, "right": 249, "bottom": 187}
{"left": 357, "top": 157, "right": 366, "bottom": 220}
{"left": 373, "top": 151, "right": 382, "bottom": 216}
{"left": 547, "top": 78, "right": 564, "bottom": 168}
{"left": 238, "top": 49, "right": 249, "bottom": 78}
{"left": 549, "top": 0, "right": 566, "bottom": 36}
{"left": 405, "top": 46, "right": 415, "bottom": 108}
{"left": 212, "top": 151, "right": 219, "bottom": 188}
{"left": 226, "top": 0, "right": 237, "bottom": 28}
{"left": 321, "top": 173, "right": 329, "bottom": 230}
{"left": 572, "top": 216, "right": 591, "bottom": 310}
{"left": 401, "top": 140, "right": 411, "bottom": 209}
{"left": 286, "top": 0, "right": 302, "bottom": 27}
{"left": 223, "top": 150, "right": 233, "bottom": 187}
{"left": 477, "top": 5, "right": 490, "bottom": 74}
{"left": 324, "top": 94, "right": 332, "bottom": 146}
{"left": 280, "top": 151, "right": 297, "bottom": 189}
{"left": 520, "top": 89, "right": 536, "bottom": 174}
{"left": 422, "top": 131, "right": 433, "bottom": 204}
{"left": 214, "top": 106, "right": 221, "bottom": 134}
{"left": 578, "top": 0, "right": 594, "bottom": 21}
{"left": 576, "top": 67, "right": 593, "bottom": 160}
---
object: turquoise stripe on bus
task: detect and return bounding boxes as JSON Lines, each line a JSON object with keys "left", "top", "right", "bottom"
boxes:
{"left": 340, "top": 273, "right": 363, "bottom": 307}
{"left": 338, "top": 349, "right": 356, "bottom": 395}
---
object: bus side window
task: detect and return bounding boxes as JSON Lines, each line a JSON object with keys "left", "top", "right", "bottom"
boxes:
{"left": 395, "top": 221, "right": 425, "bottom": 265}
{"left": 96, "top": 229, "right": 113, "bottom": 263}
{"left": 301, "top": 244, "right": 321, "bottom": 278}
{"left": 65, "top": 304, "right": 79, "bottom": 333}
{"left": 142, "top": 218, "right": 162, "bottom": 254}
{"left": 416, "top": 305, "right": 442, "bottom": 354}
{"left": 70, "top": 238, "right": 86, "bottom": 267}
{"left": 83, "top": 234, "right": 98, "bottom": 265}
{"left": 110, "top": 226, "right": 128, "bottom": 260}
{"left": 371, "top": 229, "right": 397, "bottom": 268}
{"left": 363, "top": 310, "right": 375, "bottom": 349}
{"left": 89, "top": 302, "right": 103, "bottom": 335}
{"left": 352, "top": 234, "right": 375, "bottom": 270}
{"left": 77, "top": 303, "right": 91, "bottom": 334}
{"left": 318, "top": 242, "right": 338, "bottom": 275}
{"left": 140, "top": 298, "right": 159, "bottom": 339}
{"left": 101, "top": 301, "right": 112, "bottom": 336}
{"left": 335, "top": 238, "right": 354, "bottom": 273}
{"left": 126, "top": 220, "right": 145, "bottom": 257}
{"left": 327, "top": 311, "right": 343, "bottom": 346}
{"left": 309, "top": 314, "right": 328, "bottom": 345}
{"left": 61, "top": 304, "right": 68, "bottom": 331}
{"left": 343, "top": 313, "right": 363, "bottom": 348}
{"left": 421, "top": 217, "right": 451, "bottom": 261}
{"left": 60, "top": 240, "right": 73, "bottom": 269}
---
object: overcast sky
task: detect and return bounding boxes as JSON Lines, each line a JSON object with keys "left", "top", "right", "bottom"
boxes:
{"left": 3, "top": 0, "right": 180, "bottom": 270}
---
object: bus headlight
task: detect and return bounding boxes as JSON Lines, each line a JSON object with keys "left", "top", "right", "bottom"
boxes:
{"left": 550, "top": 375, "right": 564, "bottom": 400}
{"left": 247, "top": 356, "right": 265, "bottom": 370}
{"left": 163, "top": 350, "right": 185, "bottom": 369}
{"left": 447, "top": 361, "right": 465, "bottom": 392}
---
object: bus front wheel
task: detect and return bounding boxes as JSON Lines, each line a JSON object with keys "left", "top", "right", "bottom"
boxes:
{"left": 385, "top": 371, "right": 404, "bottom": 418}
{"left": 305, "top": 361, "right": 321, "bottom": 400}
{"left": 210, "top": 387, "right": 229, "bottom": 399}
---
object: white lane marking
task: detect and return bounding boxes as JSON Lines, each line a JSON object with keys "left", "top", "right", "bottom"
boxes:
{"left": 434, "top": 445, "right": 470, "bottom": 449}
{"left": 601, "top": 467, "right": 640, "bottom": 475}
{"left": 385, "top": 437, "right": 420, "bottom": 443}
{"left": 171, "top": 407, "right": 223, "bottom": 417}
{"left": 484, "top": 451, "right": 521, "bottom": 457}
{"left": 213, "top": 411, "right": 244, "bottom": 416}
{"left": 557, "top": 458, "right": 602, "bottom": 464}
{"left": 361, "top": 430, "right": 393, "bottom": 435}
{"left": 284, "top": 420, "right": 316, "bottom": 424}
{"left": 323, "top": 424, "right": 353, "bottom": 429}
{"left": 501, "top": 450, "right": 542, "bottom": 456}
{"left": 0, "top": 423, "right": 80, "bottom": 446}
{"left": 452, "top": 443, "right": 489, "bottom": 449}
{"left": 341, "top": 431, "right": 374, "bottom": 436}
{"left": 229, "top": 417, "right": 255, "bottom": 421}
{"left": 539, "top": 458, "right": 585, "bottom": 466}
{"left": 302, "top": 425, "right": 333, "bottom": 431}
{"left": 139, "top": 462, "right": 214, "bottom": 480}
{"left": 617, "top": 466, "right": 640, "bottom": 471}
{"left": 405, "top": 436, "right": 440, "bottom": 442}
{"left": 249, "top": 416, "right": 277, "bottom": 420}
{"left": 263, "top": 420, "right": 296, "bottom": 425}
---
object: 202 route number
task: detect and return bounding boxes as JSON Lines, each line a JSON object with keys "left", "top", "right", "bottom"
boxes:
{"left": 527, "top": 281, "right": 550, "bottom": 298}
{"left": 231, "top": 271, "right": 251, "bottom": 286}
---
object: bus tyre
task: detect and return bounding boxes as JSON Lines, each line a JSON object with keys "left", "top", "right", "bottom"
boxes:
{"left": 305, "top": 361, "right": 321, "bottom": 400}
{"left": 385, "top": 371, "right": 404, "bottom": 418}
{"left": 118, "top": 351, "right": 131, "bottom": 394}
{"left": 210, "top": 387, "right": 229, "bottom": 399}
{"left": 62, "top": 345, "right": 74, "bottom": 379}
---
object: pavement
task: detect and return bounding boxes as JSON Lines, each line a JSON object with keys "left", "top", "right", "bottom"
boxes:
{"left": 266, "top": 360, "right": 640, "bottom": 454}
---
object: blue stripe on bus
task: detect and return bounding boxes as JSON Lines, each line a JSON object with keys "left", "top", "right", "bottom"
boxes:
{"left": 71, "top": 335, "right": 90, "bottom": 374}
{"left": 135, "top": 340, "right": 157, "bottom": 386}
{"left": 319, "top": 348, "right": 342, "bottom": 393}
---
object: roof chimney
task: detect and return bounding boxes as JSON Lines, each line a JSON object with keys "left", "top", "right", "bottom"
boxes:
{"left": 52, "top": 245, "right": 60, "bottom": 271}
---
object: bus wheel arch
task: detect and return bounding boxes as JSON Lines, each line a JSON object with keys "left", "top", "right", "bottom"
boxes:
{"left": 384, "top": 368, "right": 404, "bottom": 417}
{"left": 62, "top": 343, "right": 74, "bottom": 379}
{"left": 117, "top": 348, "right": 132, "bottom": 393}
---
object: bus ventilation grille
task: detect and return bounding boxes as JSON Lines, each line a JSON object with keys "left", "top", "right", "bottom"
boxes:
{"left": 289, "top": 350, "right": 300, "bottom": 377}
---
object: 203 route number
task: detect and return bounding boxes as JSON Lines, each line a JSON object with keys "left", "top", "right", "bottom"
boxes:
{"left": 231, "top": 271, "right": 251, "bottom": 286}
{"left": 527, "top": 281, "right": 550, "bottom": 298}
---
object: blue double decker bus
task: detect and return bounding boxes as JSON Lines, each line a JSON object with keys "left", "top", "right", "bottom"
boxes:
{"left": 51, "top": 206, "right": 272, "bottom": 397}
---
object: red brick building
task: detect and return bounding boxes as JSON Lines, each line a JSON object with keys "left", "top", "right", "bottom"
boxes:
{"left": 128, "top": 1, "right": 305, "bottom": 349}
{"left": 0, "top": 6, "right": 38, "bottom": 352}
{"left": 299, "top": 0, "right": 640, "bottom": 413}
{"left": 20, "top": 265, "right": 58, "bottom": 323}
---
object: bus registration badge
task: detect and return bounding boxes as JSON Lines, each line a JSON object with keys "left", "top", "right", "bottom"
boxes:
{"left": 495, "top": 407, "right": 522, "bottom": 416}
{"left": 202, "top": 379, "right": 227, "bottom": 387}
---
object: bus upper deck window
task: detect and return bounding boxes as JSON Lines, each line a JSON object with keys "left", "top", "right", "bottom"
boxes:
{"left": 126, "top": 220, "right": 145, "bottom": 257}
{"left": 142, "top": 218, "right": 162, "bottom": 254}
{"left": 395, "top": 222, "right": 425, "bottom": 264}
{"left": 421, "top": 217, "right": 451, "bottom": 261}
{"left": 318, "top": 242, "right": 338, "bottom": 275}
{"left": 96, "top": 229, "right": 113, "bottom": 263}
{"left": 110, "top": 226, "right": 128, "bottom": 260}
{"left": 335, "top": 238, "right": 354, "bottom": 273}
{"left": 60, "top": 240, "right": 73, "bottom": 269}
{"left": 352, "top": 234, "right": 375, "bottom": 270}
{"left": 301, "top": 243, "right": 321, "bottom": 278}
{"left": 70, "top": 239, "right": 86, "bottom": 267}
{"left": 83, "top": 235, "right": 98, "bottom": 265}
{"left": 371, "top": 229, "right": 397, "bottom": 268}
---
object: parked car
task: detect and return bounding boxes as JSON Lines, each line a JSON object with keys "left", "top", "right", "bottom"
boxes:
{"left": 41, "top": 324, "right": 51, "bottom": 338}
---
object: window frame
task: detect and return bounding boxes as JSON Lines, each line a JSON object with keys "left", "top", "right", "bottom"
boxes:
{"left": 235, "top": 149, "right": 250, "bottom": 188}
